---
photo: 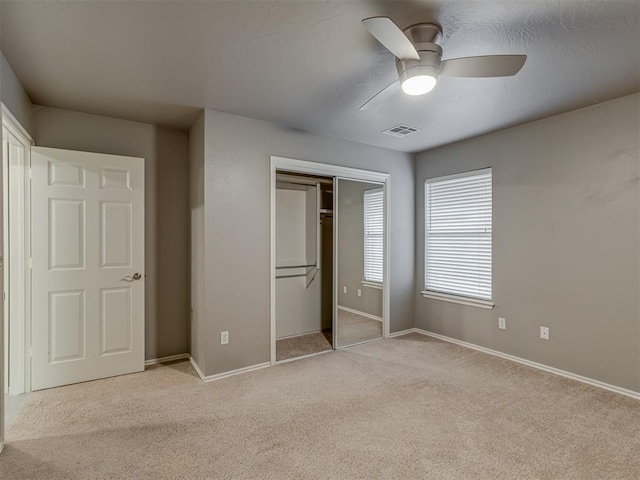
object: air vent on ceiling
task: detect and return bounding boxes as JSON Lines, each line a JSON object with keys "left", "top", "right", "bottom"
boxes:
{"left": 382, "top": 124, "right": 421, "bottom": 138}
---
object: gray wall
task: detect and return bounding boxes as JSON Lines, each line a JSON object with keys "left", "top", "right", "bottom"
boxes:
{"left": 34, "top": 106, "right": 191, "bottom": 361}
{"left": 0, "top": 52, "right": 33, "bottom": 137}
{"left": 197, "top": 108, "right": 414, "bottom": 376}
{"left": 415, "top": 93, "right": 640, "bottom": 392}
{"left": 189, "top": 111, "right": 205, "bottom": 369}
{"left": 337, "top": 179, "right": 383, "bottom": 317}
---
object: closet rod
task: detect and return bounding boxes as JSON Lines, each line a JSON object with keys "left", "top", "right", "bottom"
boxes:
{"left": 275, "top": 264, "right": 316, "bottom": 269}
{"left": 276, "top": 273, "right": 309, "bottom": 279}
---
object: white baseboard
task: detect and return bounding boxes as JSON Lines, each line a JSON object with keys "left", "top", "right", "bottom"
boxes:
{"left": 145, "top": 353, "right": 190, "bottom": 366}
{"left": 147, "top": 354, "right": 269, "bottom": 384}
{"left": 189, "top": 357, "right": 271, "bottom": 382}
{"left": 337, "top": 305, "right": 383, "bottom": 322}
{"left": 189, "top": 356, "right": 271, "bottom": 383}
{"left": 413, "top": 328, "right": 640, "bottom": 401}
{"left": 387, "top": 328, "right": 416, "bottom": 338}
{"left": 188, "top": 356, "right": 207, "bottom": 381}
{"left": 200, "top": 362, "right": 271, "bottom": 382}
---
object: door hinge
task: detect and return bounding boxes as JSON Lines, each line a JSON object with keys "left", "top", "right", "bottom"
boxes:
{"left": 29, "top": 257, "right": 32, "bottom": 269}
{"left": 28, "top": 167, "right": 32, "bottom": 180}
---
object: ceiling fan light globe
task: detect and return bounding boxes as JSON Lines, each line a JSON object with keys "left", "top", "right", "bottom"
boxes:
{"left": 401, "top": 75, "right": 437, "bottom": 96}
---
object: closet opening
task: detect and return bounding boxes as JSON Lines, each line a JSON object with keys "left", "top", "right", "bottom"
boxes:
{"left": 270, "top": 156, "right": 390, "bottom": 365}
{"left": 274, "top": 171, "right": 334, "bottom": 361}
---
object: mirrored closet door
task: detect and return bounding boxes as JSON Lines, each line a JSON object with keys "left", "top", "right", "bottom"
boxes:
{"left": 334, "top": 179, "right": 384, "bottom": 348}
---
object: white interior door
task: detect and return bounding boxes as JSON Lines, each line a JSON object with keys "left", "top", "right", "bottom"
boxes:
{"left": 31, "top": 147, "right": 145, "bottom": 391}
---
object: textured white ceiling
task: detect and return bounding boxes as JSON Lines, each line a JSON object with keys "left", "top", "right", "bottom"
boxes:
{"left": 2, "top": 0, "right": 639, "bottom": 152}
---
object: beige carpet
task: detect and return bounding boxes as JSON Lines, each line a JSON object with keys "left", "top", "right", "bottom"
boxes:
{"left": 2, "top": 333, "right": 640, "bottom": 479}
{"left": 276, "top": 331, "right": 332, "bottom": 361}
{"left": 336, "top": 308, "right": 382, "bottom": 347}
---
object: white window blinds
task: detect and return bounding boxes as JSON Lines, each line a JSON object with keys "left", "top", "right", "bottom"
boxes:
{"left": 425, "top": 169, "right": 492, "bottom": 301}
{"left": 364, "top": 188, "right": 384, "bottom": 283}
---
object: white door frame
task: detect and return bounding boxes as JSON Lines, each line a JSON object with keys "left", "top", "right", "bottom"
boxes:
{"left": 2, "top": 103, "right": 33, "bottom": 396}
{"left": 269, "top": 156, "right": 391, "bottom": 365}
{"left": 0, "top": 103, "right": 33, "bottom": 452}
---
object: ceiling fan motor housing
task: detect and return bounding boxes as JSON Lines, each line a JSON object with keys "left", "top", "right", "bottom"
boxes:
{"left": 396, "top": 45, "right": 442, "bottom": 83}
{"left": 396, "top": 23, "right": 444, "bottom": 82}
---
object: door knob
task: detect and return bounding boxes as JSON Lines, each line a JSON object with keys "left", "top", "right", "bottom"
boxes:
{"left": 121, "top": 273, "right": 144, "bottom": 282}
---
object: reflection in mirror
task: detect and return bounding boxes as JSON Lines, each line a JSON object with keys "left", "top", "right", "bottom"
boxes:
{"left": 336, "top": 179, "right": 384, "bottom": 348}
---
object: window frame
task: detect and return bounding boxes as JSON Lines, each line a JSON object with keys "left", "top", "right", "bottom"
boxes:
{"left": 421, "top": 168, "right": 494, "bottom": 309}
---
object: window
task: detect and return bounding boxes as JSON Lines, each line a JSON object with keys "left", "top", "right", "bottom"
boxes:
{"left": 363, "top": 188, "right": 384, "bottom": 284}
{"left": 424, "top": 168, "right": 492, "bottom": 302}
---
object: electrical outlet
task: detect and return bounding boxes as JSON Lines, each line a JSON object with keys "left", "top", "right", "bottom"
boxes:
{"left": 221, "top": 331, "right": 229, "bottom": 345}
{"left": 540, "top": 326, "right": 549, "bottom": 340}
{"left": 498, "top": 317, "right": 506, "bottom": 330}
{"left": 357, "top": 289, "right": 362, "bottom": 297}
{"left": 343, "top": 286, "right": 347, "bottom": 294}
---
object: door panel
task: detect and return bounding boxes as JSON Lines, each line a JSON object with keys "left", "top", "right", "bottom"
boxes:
{"left": 48, "top": 290, "right": 85, "bottom": 363}
{"left": 48, "top": 160, "right": 85, "bottom": 187}
{"left": 99, "top": 287, "right": 132, "bottom": 356}
{"left": 31, "top": 147, "right": 144, "bottom": 391}
{"left": 49, "top": 198, "right": 85, "bottom": 270}
{"left": 100, "top": 201, "right": 132, "bottom": 268}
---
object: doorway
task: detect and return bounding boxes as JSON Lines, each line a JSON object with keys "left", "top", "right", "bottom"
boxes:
{"left": 1, "top": 134, "right": 148, "bottom": 393}
{"left": 270, "top": 156, "right": 390, "bottom": 365}
{"left": 274, "top": 172, "right": 333, "bottom": 361}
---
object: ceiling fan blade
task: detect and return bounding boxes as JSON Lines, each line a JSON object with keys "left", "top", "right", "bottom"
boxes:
{"left": 362, "top": 17, "right": 420, "bottom": 61}
{"left": 359, "top": 80, "right": 401, "bottom": 111}
{"left": 440, "top": 55, "right": 527, "bottom": 78}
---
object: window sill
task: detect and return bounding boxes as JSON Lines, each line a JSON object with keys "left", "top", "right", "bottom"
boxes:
{"left": 420, "top": 291, "right": 494, "bottom": 310}
{"left": 362, "top": 281, "right": 383, "bottom": 290}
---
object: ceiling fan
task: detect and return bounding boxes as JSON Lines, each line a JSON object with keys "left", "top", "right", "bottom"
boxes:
{"left": 360, "top": 17, "right": 527, "bottom": 110}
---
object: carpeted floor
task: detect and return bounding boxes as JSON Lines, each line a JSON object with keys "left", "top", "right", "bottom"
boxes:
{"left": 276, "top": 331, "right": 332, "bottom": 361}
{"left": 2, "top": 333, "right": 639, "bottom": 479}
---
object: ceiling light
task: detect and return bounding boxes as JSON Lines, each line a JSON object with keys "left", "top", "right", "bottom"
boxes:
{"left": 401, "top": 75, "right": 437, "bottom": 95}
{"left": 397, "top": 61, "right": 440, "bottom": 97}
